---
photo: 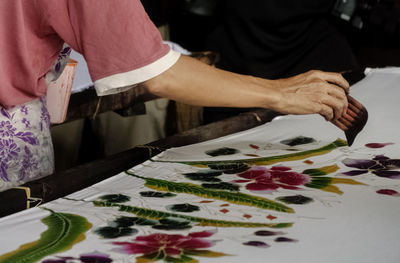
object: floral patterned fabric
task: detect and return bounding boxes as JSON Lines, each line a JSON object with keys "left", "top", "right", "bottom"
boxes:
{"left": 0, "top": 98, "right": 54, "bottom": 191}
{"left": 0, "top": 68, "right": 399, "bottom": 263}
{"left": 0, "top": 45, "right": 70, "bottom": 192}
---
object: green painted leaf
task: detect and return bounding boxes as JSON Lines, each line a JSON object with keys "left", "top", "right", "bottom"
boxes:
{"left": 153, "top": 218, "right": 192, "bottom": 230}
{"left": 306, "top": 177, "right": 332, "bottom": 189}
{"left": 167, "top": 203, "right": 200, "bottom": 213}
{"left": 94, "top": 226, "right": 137, "bottom": 239}
{"left": 201, "top": 182, "right": 239, "bottom": 191}
{"left": 184, "top": 249, "right": 229, "bottom": 257}
{"left": 100, "top": 194, "right": 130, "bottom": 203}
{"left": 276, "top": 195, "right": 314, "bottom": 205}
{"left": 140, "top": 191, "right": 177, "bottom": 198}
{"left": 126, "top": 172, "right": 294, "bottom": 213}
{"left": 183, "top": 170, "right": 223, "bottom": 182}
{"left": 165, "top": 254, "right": 197, "bottom": 263}
{"left": 303, "top": 165, "right": 339, "bottom": 176}
{"left": 156, "top": 139, "right": 347, "bottom": 166}
{"left": 205, "top": 147, "right": 240, "bottom": 157}
{"left": 110, "top": 216, "right": 158, "bottom": 227}
{"left": 280, "top": 136, "right": 316, "bottom": 146}
{"left": 93, "top": 201, "right": 293, "bottom": 228}
{"left": 207, "top": 163, "right": 250, "bottom": 174}
{"left": 0, "top": 208, "right": 92, "bottom": 263}
{"left": 137, "top": 251, "right": 165, "bottom": 263}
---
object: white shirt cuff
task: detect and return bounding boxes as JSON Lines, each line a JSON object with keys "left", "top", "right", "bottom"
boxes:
{"left": 94, "top": 49, "right": 181, "bottom": 96}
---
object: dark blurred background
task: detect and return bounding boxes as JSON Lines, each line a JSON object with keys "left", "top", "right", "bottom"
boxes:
{"left": 141, "top": 0, "right": 400, "bottom": 69}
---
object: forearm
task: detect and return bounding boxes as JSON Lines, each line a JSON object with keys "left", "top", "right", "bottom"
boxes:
{"left": 144, "top": 54, "right": 349, "bottom": 121}
{"left": 144, "top": 55, "right": 282, "bottom": 109}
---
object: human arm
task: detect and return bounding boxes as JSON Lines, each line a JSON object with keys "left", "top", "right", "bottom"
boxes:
{"left": 40, "top": 0, "right": 348, "bottom": 122}
{"left": 144, "top": 55, "right": 349, "bottom": 121}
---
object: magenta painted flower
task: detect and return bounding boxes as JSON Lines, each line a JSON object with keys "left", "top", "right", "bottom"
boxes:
{"left": 234, "top": 166, "right": 311, "bottom": 193}
{"left": 341, "top": 155, "right": 400, "bottom": 179}
{"left": 113, "top": 230, "right": 221, "bottom": 261}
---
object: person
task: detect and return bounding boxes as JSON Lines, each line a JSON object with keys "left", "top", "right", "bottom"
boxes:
{"left": 0, "top": 0, "right": 349, "bottom": 192}
{"left": 201, "top": 0, "right": 359, "bottom": 122}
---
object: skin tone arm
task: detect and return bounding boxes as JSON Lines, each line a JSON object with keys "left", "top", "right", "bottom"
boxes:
{"left": 144, "top": 55, "right": 349, "bottom": 121}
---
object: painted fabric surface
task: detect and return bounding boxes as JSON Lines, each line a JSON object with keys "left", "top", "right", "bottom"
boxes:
{"left": 0, "top": 46, "right": 70, "bottom": 192}
{"left": 1, "top": 68, "right": 400, "bottom": 263}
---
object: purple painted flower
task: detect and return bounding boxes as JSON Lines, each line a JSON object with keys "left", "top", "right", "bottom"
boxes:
{"left": 41, "top": 257, "right": 75, "bottom": 263}
{"left": 19, "top": 146, "right": 38, "bottom": 180}
{"left": 0, "top": 162, "right": 9, "bottom": 181}
{"left": 20, "top": 106, "right": 28, "bottom": 115}
{"left": 341, "top": 155, "right": 400, "bottom": 179}
{"left": 40, "top": 102, "right": 51, "bottom": 131}
{"left": 0, "top": 120, "right": 16, "bottom": 137}
{"left": 1, "top": 108, "right": 12, "bottom": 119}
{"left": 243, "top": 241, "right": 270, "bottom": 248}
{"left": 22, "top": 118, "right": 31, "bottom": 128}
{"left": 14, "top": 131, "right": 39, "bottom": 145}
{"left": 274, "top": 237, "right": 298, "bottom": 243}
{"left": 79, "top": 252, "right": 113, "bottom": 263}
{"left": 0, "top": 139, "right": 20, "bottom": 162}
{"left": 42, "top": 252, "right": 112, "bottom": 263}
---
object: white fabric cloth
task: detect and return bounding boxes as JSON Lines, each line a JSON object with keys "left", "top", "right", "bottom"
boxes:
{"left": 0, "top": 68, "right": 400, "bottom": 262}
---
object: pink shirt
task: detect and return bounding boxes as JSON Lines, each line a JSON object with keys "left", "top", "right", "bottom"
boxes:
{"left": 0, "top": 0, "right": 174, "bottom": 109}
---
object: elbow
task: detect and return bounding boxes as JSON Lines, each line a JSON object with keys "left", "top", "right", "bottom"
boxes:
{"left": 143, "top": 74, "right": 168, "bottom": 98}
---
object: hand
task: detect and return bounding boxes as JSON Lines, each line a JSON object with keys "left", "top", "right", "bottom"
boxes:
{"left": 274, "top": 70, "right": 349, "bottom": 121}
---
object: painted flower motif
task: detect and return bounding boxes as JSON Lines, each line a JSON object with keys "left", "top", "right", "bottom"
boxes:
{"left": 42, "top": 251, "right": 112, "bottom": 263}
{"left": 0, "top": 120, "right": 16, "bottom": 137}
{"left": 113, "top": 230, "right": 224, "bottom": 262}
{"left": 19, "top": 146, "right": 39, "bottom": 180}
{"left": 341, "top": 155, "right": 400, "bottom": 179}
{"left": 0, "top": 139, "right": 20, "bottom": 162}
{"left": 22, "top": 118, "right": 31, "bottom": 128}
{"left": 0, "top": 162, "right": 9, "bottom": 181}
{"left": 20, "top": 106, "right": 28, "bottom": 115}
{"left": 234, "top": 166, "right": 311, "bottom": 193}
{"left": 40, "top": 101, "right": 51, "bottom": 131}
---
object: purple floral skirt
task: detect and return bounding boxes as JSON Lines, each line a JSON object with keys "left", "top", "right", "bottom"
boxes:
{"left": 0, "top": 97, "right": 54, "bottom": 192}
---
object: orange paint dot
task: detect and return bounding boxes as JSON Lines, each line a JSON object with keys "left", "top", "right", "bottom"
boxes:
{"left": 220, "top": 204, "right": 230, "bottom": 207}
{"left": 220, "top": 209, "right": 229, "bottom": 213}
{"left": 303, "top": 160, "right": 314, "bottom": 165}
{"left": 243, "top": 214, "right": 252, "bottom": 219}
{"left": 267, "top": 215, "right": 277, "bottom": 220}
{"left": 200, "top": 200, "right": 214, "bottom": 203}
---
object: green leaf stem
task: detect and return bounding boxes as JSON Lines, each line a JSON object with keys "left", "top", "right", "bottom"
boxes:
{"left": 93, "top": 201, "right": 292, "bottom": 229}
{"left": 126, "top": 171, "right": 294, "bottom": 213}
{"left": 0, "top": 208, "right": 92, "bottom": 263}
{"left": 155, "top": 138, "right": 347, "bottom": 166}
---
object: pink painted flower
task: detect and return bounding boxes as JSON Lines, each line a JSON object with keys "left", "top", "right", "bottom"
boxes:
{"left": 234, "top": 166, "right": 311, "bottom": 193}
{"left": 113, "top": 230, "right": 216, "bottom": 257}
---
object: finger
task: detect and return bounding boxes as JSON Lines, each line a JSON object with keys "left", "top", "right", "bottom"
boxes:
{"left": 321, "top": 94, "right": 346, "bottom": 121}
{"left": 326, "top": 84, "right": 348, "bottom": 115}
{"left": 314, "top": 71, "right": 350, "bottom": 94}
{"left": 326, "top": 83, "right": 347, "bottom": 101}
{"left": 318, "top": 103, "right": 334, "bottom": 121}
